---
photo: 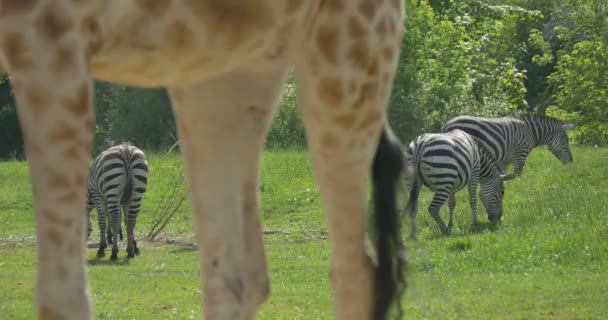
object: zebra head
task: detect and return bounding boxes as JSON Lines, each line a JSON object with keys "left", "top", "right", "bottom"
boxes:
{"left": 479, "top": 174, "right": 516, "bottom": 222}
{"left": 547, "top": 123, "right": 575, "bottom": 164}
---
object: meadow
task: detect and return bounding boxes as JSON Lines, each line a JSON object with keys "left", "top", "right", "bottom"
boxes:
{"left": 0, "top": 146, "right": 607, "bottom": 319}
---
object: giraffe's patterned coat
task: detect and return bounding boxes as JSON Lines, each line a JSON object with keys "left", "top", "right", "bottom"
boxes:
{"left": 0, "top": 1, "right": 406, "bottom": 319}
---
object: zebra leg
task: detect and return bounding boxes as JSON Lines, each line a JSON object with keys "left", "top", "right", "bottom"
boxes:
{"left": 447, "top": 195, "right": 456, "bottom": 229}
{"left": 169, "top": 65, "right": 288, "bottom": 319}
{"left": 95, "top": 200, "right": 108, "bottom": 258}
{"left": 408, "top": 182, "right": 422, "bottom": 240}
{"left": 125, "top": 198, "right": 144, "bottom": 258}
{"left": 106, "top": 198, "right": 122, "bottom": 261}
{"left": 106, "top": 224, "right": 113, "bottom": 245}
{"left": 468, "top": 179, "right": 479, "bottom": 225}
{"left": 428, "top": 192, "right": 450, "bottom": 235}
{"left": 511, "top": 150, "right": 530, "bottom": 177}
{"left": 86, "top": 210, "right": 92, "bottom": 241}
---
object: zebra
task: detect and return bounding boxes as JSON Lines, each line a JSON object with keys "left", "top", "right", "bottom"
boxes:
{"left": 442, "top": 115, "right": 575, "bottom": 179}
{"left": 404, "top": 129, "right": 514, "bottom": 239}
{"left": 86, "top": 142, "right": 149, "bottom": 260}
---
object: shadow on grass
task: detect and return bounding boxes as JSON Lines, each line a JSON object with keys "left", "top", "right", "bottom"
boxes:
{"left": 87, "top": 257, "right": 132, "bottom": 266}
{"left": 168, "top": 244, "right": 199, "bottom": 254}
{"left": 470, "top": 221, "right": 501, "bottom": 233}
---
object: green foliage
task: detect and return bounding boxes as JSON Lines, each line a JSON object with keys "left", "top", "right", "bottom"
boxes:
{"left": 548, "top": 39, "right": 608, "bottom": 145}
{"left": 265, "top": 73, "right": 307, "bottom": 150}
{"left": 93, "top": 82, "right": 177, "bottom": 153}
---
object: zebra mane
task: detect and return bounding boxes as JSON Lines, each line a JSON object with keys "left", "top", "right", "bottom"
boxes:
{"left": 513, "top": 114, "right": 564, "bottom": 129}
{"left": 473, "top": 138, "right": 504, "bottom": 175}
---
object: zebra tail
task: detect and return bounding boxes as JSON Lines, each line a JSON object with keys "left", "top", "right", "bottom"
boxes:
{"left": 371, "top": 125, "right": 407, "bottom": 320}
{"left": 405, "top": 143, "right": 423, "bottom": 217}
{"left": 120, "top": 144, "right": 132, "bottom": 241}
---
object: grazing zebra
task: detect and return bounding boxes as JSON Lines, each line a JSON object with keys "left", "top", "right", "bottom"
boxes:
{"left": 442, "top": 115, "right": 575, "bottom": 179}
{"left": 86, "top": 142, "right": 149, "bottom": 260}
{"left": 404, "top": 130, "right": 514, "bottom": 239}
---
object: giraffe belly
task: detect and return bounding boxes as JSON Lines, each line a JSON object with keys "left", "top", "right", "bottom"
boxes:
{"left": 88, "top": 0, "right": 304, "bottom": 87}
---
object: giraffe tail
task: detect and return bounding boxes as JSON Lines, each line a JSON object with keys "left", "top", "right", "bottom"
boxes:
{"left": 371, "top": 124, "right": 407, "bottom": 320}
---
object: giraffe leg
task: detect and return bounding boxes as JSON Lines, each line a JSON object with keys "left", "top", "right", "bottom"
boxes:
{"left": 169, "top": 65, "right": 288, "bottom": 320}
{"left": 295, "top": 8, "right": 404, "bottom": 320}
{"left": 0, "top": 21, "right": 96, "bottom": 320}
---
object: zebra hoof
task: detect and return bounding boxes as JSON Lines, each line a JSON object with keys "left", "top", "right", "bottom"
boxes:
{"left": 110, "top": 254, "right": 118, "bottom": 261}
{"left": 96, "top": 250, "right": 105, "bottom": 259}
{"left": 134, "top": 247, "right": 140, "bottom": 256}
{"left": 127, "top": 253, "right": 135, "bottom": 259}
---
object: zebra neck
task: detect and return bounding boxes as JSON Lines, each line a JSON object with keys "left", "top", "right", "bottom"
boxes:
{"left": 522, "top": 117, "right": 552, "bottom": 147}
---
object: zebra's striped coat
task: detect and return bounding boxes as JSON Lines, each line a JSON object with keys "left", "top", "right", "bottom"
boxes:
{"left": 404, "top": 130, "right": 512, "bottom": 239}
{"left": 86, "top": 143, "right": 149, "bottom": 260}
{"left": 442, "top": 115, "right": 574, "bottom": 179}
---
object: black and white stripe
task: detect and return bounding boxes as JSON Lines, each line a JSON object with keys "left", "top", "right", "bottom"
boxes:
{"left": 404, "top": 130, "right": 513, "bottom": 239}
{"left": 442, "top": 115, "right": 574, "bottom": 179}
{"left": 86, "top": 142, "right": 148, "bottom": 260}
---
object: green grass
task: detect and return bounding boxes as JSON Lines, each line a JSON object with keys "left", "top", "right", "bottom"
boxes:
{"left": 1, "top": 147, "right": 607, "bottom": 319}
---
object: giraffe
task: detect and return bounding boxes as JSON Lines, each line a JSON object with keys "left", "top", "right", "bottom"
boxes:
{"left": 0, "top": 1, "right": 406, "bottom": 319}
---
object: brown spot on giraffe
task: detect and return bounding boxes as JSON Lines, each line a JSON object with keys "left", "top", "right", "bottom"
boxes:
{"left": 316, "top": 24, "right": 339, "bottom": 65}
{"left": 67, "top": 241, "right": 81, "bottom": 257}
{"left": 52, "top": 44, "right": 75, "bottom": 75}
{"left": 23, "top": 84, "right": 47, "bottom": 113}
{"left": 387, "top": 16, "right": 398, "bottom": 36}
{"left": 57, "top": 264, "right": 69, "bottom": 281}
{"left": 36, "top": 1, "right": 74, "bottom": 41}
{"left": 75, "top": 172, "right": 86, "bottom": 187}
{"left": 285, "top": 0, "right": 304, "bottom": 15}
{"left": 64, "top": 83, "right": 91, "bottom": 117}
{"left": 391, "top": 0, "right": 402, "bottom": 10}
{"left": 367, "top": 57, "right": 379, "bottom": 76}
{"left": 48, "top": 123, "right": 78, "bottom": 143}
{"left": 185, "top": 0, "right": 274, "bottom": 48}
{"left": 0, "top": 0, "right": 37, "bottom": 16}
{"left": 346, "top": 41, "right": 370, "bottom": 70}
{"left": 358, "top": 0, "right": 376, "bottom": 21}
{"left": 348, "top": 16, "right": 367, "bottom": 39}
{"left": 166, "top": 21, "right": 194, "bottom": 50}
{"left": 375, "top": 19, "right": 388, "bottom": 38}
{"left": 321, "top": 0, "right": 344, "bottom": 13}
{"left": 48, "top": 228, "right": 63, "bottom": 246}
{"left": 317, "top": 77, "right": 344, "bottom": 107}
{"left": 80, "top": 16, "right": 102, "bottom": 58}
{"left": 1, "top": 32, "right": 34, "bottom": 71}
{"left": 56, "top": 190, "right": 79, "bottom": 203}
{"left": 353, "top": 81, "right": 379, "bottom": 109}
{"left": 357, "top": 110, "right": 381, "bottom": 130}
{"left": 320, "top": 132, "right": 340, "bottom": 149}
{"left": 38, "top": 305, "right": 64, "bottom": 320}
{"left": 135, "top": 0, "right": 171, "bottom": 17}
{"left": 332, "top": 113, "right": 358, "bottom": 129}
{"left": 382, "top": 45, "right": 395, "bottom": 61}
{"left": 44, "top": 210, "right": 73, "bottom": 228}
{"left": 241, "top": 182, "right": 258, "bottom": 214}
{"left": 63, "top": 144, "right": 81, "bottom": 160}
{"left": 47, "top": 170, "right": 71, "bottom": 189}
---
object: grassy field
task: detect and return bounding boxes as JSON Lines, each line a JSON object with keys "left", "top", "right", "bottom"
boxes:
{"left": 1, "top": 146, "right": 607, "bottom": 319}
